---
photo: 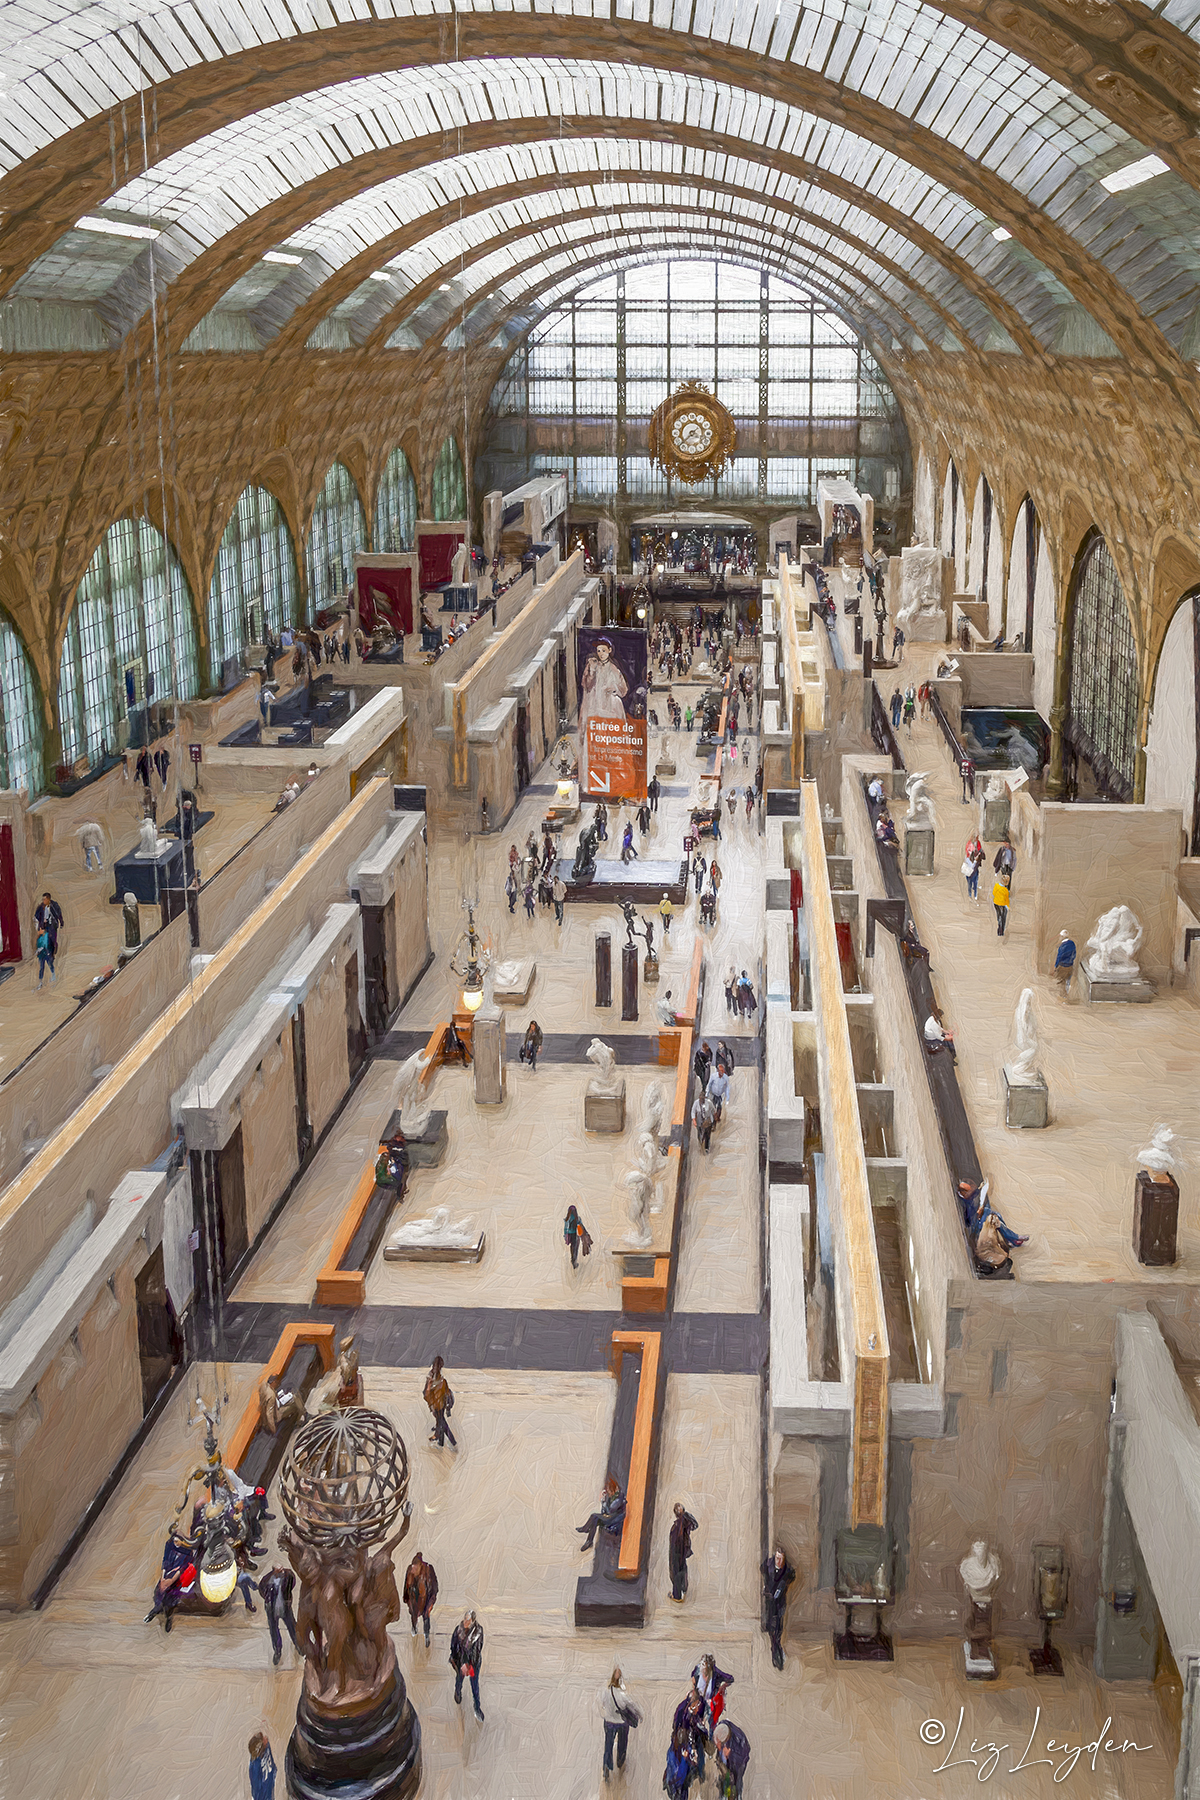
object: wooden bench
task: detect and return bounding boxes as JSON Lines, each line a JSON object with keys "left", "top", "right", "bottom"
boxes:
{"left": 225, "top": 1322, "right": 336, "bottom": 1476}
{"left": 574, "top": 1329, "right": 665, "bottom": 1627}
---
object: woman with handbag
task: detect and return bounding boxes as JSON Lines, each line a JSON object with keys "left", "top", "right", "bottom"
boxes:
{"left": 599, "top": 1666, "right": 640, "bottom": 1777}
{"left": 961, "top": 834, "right": 985, "bottom": 903}
{"left": 563, "top": 1204, "right": 592, "bottom": 1270}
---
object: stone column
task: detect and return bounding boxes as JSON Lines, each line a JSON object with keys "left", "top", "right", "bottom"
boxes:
{"left": 472, "top": 1005, "right": 506, "bottom": 1105}
{"left": 595, "top": 930, "right": 612, "bottom": 1007}
{"left": 621, "top": 942, "right": 638, "bottom": 1022}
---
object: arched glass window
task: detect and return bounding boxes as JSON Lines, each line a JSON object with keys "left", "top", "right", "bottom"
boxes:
{"left": 0, "top": 617, "right": 43, "bottom": 795}
{"left": 208, "top": 485, "right": 298, "bottom": 682}
{"left": 1067, "top": 532, "right": 1138, "bottom": 800}
{"left": 431, "top": 436, "right": 467, "bottom": 522}
{"left": 305, "top": 461, "right": 366, "bottom": 621}
{"left": 57, "top": 517, "right": 199, "bottom": 770}
{"left": 374, "top": 446, "right": 417, "bottom": 553}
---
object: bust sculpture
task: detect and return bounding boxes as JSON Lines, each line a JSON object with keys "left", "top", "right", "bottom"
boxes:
{"left": 390, "top": 1048, "right": 433, "bottom": 1140}
{"left": 1010, "top": 988, "right": 1039, "bottom": 1083}
{"left": 309, "top": 1336, "right": 363, "bottom": 1416}
{"left": 1138, "top": 1123, "right": 1178, "bottom": 1178}
{"left": 1086, "top": 905, "right": 1143, "bottom": 977}
{"left": 983, "top": 772, "right": 1006, "bottom": 803}
{"left": 585, "top": 1037, "right": 620, "bottom": 1096}
{"left": 390, "top": 1206, "right": 478, "bottom": 1249}
{"left": 904, "top": 771, "right": 936, "bottom": 831}
{"left": 960, "top": 1540, "right": 1001, "bottom": 1608}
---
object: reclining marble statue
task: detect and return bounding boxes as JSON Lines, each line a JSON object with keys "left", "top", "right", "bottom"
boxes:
{"left": 385, "top": 1205, "right": 484, "bottom": 1262}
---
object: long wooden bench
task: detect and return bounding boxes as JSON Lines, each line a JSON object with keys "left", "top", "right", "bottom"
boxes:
{"left": 314, "top": 1021, "right": 463, "bottom": 1305}
{"left": 225, "top": 1322, "right": 336, "bottom": 1476}
{"left": 574, "top": 1329, "right": 666, "bottom": 1627}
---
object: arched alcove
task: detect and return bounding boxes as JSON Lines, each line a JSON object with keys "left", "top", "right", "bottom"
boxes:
{"left": 1145, "top": 595, "right": 1199, "bottom": 851}
{"left": 207, "top": 484, "right": 299, "bottom": 686}
{"left": 1064, "top": 530, "right": 1139, "bottom": 801}
{"left": 305, "top": 461, "right": 367, "bottom": 621}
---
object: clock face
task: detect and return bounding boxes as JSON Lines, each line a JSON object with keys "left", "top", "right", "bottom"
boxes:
{"left": 673, "top": 410, "right": 715, "bottom": 456}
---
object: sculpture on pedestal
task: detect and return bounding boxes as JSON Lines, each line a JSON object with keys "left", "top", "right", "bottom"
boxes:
{"left": 386, "top": 1206, "right": 481, "bottom": 1256}
{"left": 123, "top": 892, "right": 141, "bottom": 948}
{"left": 278, "top": 1408, "right": 420, "bottom": 1799}
{"left": 309, "top": 1336, "right": 363, "bottom": 1416}
{"left": 960, "top": 1539, "right": 1001, "bottom": 1680}
{"left": 572, "top": 820, "right": 600, "bottom": 882}
{"left": 904, "top": 771, "right": 936, "bottom": 830}
{"left": 585, "top": 1038, "right": 620, "bottom": 1094}
{"left": 1010, "top": 988, "right": 1039, "bottom": 1083}
{"left": 639, "top": 1081, "right": 667, "bottom": 1142}
{"left": 1086, "top": 905, "right": 1144, "bottom": 977}
{"left": 622, "top": 1169, "right": 654, "bottom": 1248}
{"left": 960, "top": 1540, "right": 1001, "bottom": 1607}
{"left": 635, "top": 1130, "right": 666, "bottom": 1214}
{"left": 136, "top": 817, "right": 166, "bottom": 857}
{"left": 390, "top": 1049, "right": 433, "bottom": 1141}
{"left": 1138, "top": 1123, "right": 1178, "bottom": 1175}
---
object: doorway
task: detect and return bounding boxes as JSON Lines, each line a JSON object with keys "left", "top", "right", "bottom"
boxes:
{"left": 516, "top": 703, "right": 531, "bottom": 792}
{"left": 0, "top": 823, "right": 20, "bottom": 961}
{"left": 217, "top": 1125, "right": 249, "bottom": 1276}
{"left": 345, "top": 952, "right": 366, "bottom": 1077}
{"left": 135, "top": 1243, "right": 182, "bottom": 1415}
{"left": 362, "top": 904, "right": 392, "bottom": 1035}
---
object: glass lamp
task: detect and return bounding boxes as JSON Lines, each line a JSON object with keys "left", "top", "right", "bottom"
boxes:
{"left": 199, "top": 1535, "right": 238, "bottom": 1604}
{"left": 450, "top": 901, "right": 490, "bottom": 1012}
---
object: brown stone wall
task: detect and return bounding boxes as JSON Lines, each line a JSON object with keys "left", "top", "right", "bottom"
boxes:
{"left": 240, "top": 1032, "right": 300, "bottom": 1245}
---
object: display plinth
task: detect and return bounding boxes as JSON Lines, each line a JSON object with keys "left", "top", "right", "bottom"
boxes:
{"left": 643, "top": 954, "right": 659, "bottom": 985}
{"left": 1077, "top": 964, "right": 1155, "bottom": 1005}
{"left": 595, "top": 931, "right": 612, "bottom": 1008}
{"left": 1003, "top": 1068, "right": 1048, "bottom": 1130}
{"left": 471, "top": 1008, "right": 506, "bottom": 1105}
{"left": 655, "top": 759, "right": 676, "bottom": 777}
{"left": 621, "top": 943, "right": 638, "bottom": 1022}
{"left": 492, "top": 958, "right": 536, "bottom": 1002}
{"left": 287, "top": 1661, "right": 421, "bottom": 1800}
{"left": 904, "top": 825, "right": 934, "bottom": 876}
{"left": 981, "top": 796, "right": 1010, "bottom": 842}
{"left": 584, "top": 1081, "right": 626, "bottom": 1133}
{"left": 1133, "top": 1170, "right": 1178, "bottom": 1266}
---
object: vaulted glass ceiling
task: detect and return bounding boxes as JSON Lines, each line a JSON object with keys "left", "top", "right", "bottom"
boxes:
{"left": 2, "top": 0, "right": 1199, "bottom": 367}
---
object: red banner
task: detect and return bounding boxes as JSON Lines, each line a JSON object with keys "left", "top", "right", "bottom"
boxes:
{"left": 357, "top": 565, "right": 413, "bottom": 636}
{"left": 584, "top": 716, "right": 647, "bottom": 801}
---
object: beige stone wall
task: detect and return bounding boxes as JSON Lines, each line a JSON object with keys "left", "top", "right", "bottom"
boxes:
{"left": 303, "top": 967, "right": 352, "bottom": 1143}
{"left": 240, "top": 1032, "right": 299, "bottom": 1245}
{"left": 5, "top": 1241, "right": 144, "bottom": 1604}
{"left": 389, "top": 824, "right": 431, "bottom": 1009}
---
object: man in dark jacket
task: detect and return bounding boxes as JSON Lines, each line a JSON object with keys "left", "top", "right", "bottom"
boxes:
{"left": 668, "top": 1501, "right": 699, "bottom": 1603}
{"left": 714, "top": 1720, "right": 752, "bottom": 1798}
{"left": 692, "top": 1040, "right": 712, "bottom": 1091}
{"left": 423, "top": 1356, "right": 457, "bottom": 1448}
{"left": 258, "top": 1561, "right": 298, "bottom": 1665}
{"left": 402, "top": 1551, "right": 439, "bottom": 1646}
{"left": 762, "top": 1547, "right": 796, "bottom": 1669}
{"left": 449, "top": 1610, "right": 485, "bottom": 1719}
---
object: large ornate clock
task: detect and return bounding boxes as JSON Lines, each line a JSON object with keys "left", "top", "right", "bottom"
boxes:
{"left": 648, "top": 381, "right": 737, "bottom": 487}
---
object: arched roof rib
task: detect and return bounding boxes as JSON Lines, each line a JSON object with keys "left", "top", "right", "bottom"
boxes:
{"left": 384, "top": 218, "right": 917, "bottom": 358}
{"left": 6, "top": 60, "right": 1171, "bottom": 358}
{"left": 1, "top": 35, "right": 1198, "bottom": 368}
{"left": 247, "top": 180, "right": 1002, "bottom": 357}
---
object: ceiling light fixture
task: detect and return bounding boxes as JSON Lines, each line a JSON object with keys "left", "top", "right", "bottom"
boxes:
{"left": 1101, "top": 154, "right": 1168, "bottom": 194}
{"left": 263, "top": 250, "right": 303, "bottom": 265}
{"left": 77, "top": 215, "right": 159, "bottom": 240}
{"left": 991, "top": 226, "right": 1011, "bottom": 241}
{"left": 368, "top": 271, "right": 393, "bottom": 281}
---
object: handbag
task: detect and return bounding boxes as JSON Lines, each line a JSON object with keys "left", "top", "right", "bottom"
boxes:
{"left": 960, "top": 857, "right": 975, "bottom": 878}
{"left": 579, "top": 1225, "right": 593, "bottom": 1257}
{"left": 612, "top": 1687, "right": 640, "bottom": 1729}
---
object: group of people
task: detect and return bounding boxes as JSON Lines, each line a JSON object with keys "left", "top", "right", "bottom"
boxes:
{"left": 505, "top": 831, "right": 568, "bottom": 922}
{"left": 724, "top": 967, "right": 758, "bottom": 1020}
{"left": 33, "top": 889, "right": 64, "bottom": 988}
{"left": 689, "top": 1035, "right": 737, "bottom": 1152}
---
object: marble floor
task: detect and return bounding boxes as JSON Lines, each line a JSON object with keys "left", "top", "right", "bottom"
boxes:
{"left": 0, "top": 679, "right": 1185, "bottom": 1799}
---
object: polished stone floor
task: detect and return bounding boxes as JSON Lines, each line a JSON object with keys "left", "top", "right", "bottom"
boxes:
{"left": 0, "top": 694, "right": 1184, "bottom": 1799}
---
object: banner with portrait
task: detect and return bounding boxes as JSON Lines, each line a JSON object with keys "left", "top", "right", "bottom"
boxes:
{"left": 576, "top": 626, "right": 648, "bottom": 801}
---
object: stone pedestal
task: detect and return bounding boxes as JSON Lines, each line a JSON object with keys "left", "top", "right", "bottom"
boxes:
{"left": 643, "top": 954, "right": 659, "bottom": 985}
{"left": 584, "top": 1080, "right": 627, "bottom": 1133}
{"left": 1078, "top": 963, "right": 1155, "bottom": 1005}
{"left": 655, "top": 759, "right": 676, "bottom": 777}
{"left": 1003, "top": 1068, "right": 1048, "bottom": 1130}
{"left": 384, "top": 1231, "right": 486, "bottom": 1263}
{"left": 595, "top": 930, "right": 612, "bottom": 1007}
{"left": 492, "top": 957, "right": 536, "bottom": 1002}
{"left": 964, "top": 1600, "right": 998, "bottom": 1680}
{"left": 287, "top": 1663, "right": 420, "bottom": 1800}
{"left": 1133, "top": 1170, "right": 1178, "bottom": 1266}
{"left": 621, "top": 942, "right": 638, "bottom": 1022}
{"left": 904, "top": 825, "right": 934, "bottom": 876}
{"left": 981, "top": 795, "right": 1011, "bottom": 842}
{"left": 471, "top": 1006, "right": 506, "bottom": 1106}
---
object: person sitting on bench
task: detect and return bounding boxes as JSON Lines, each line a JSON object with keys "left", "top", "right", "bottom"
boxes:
{"left": 874, "top": 811, "right": 899, "bottom": 848}
{"left": 144, "top": 1526, "right": 199, "bottom": 1631}
{"left": 442, "top": 1020, "right": 469, "bottom": 1065}
{"left": 923, "top": 1013, "right": 957, "bottom": 1065}
{"left": 258, "top": 1371, "right": 304, "bottom": 1436}
{"left": 899, "top": 923, "right": 931, "bottom": 971}
{"left": 576, "top": 1475, "right": 627, "bottom": 1551}
{"left": 375, "top": 1131, "right": 409, "bottom": 1193}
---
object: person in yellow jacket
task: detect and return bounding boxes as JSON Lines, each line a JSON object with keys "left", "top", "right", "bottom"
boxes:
{"left": 992, "top": 875, "right": 1010, "bottom": 938}
{"left": 659, "top": 892, "right": 674, "bottom": 936}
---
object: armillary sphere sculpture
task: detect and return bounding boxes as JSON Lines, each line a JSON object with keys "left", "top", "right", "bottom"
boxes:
{"left": 648, "top": 382, "right": 737, "bottom": 487}
{"left": 278, "top": 1408, "right": 420, "bottom": 1800}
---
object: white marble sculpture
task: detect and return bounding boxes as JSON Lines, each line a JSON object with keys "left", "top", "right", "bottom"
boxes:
{"left": 390, "top": 1047, "right": 433, "bottom": 1139}
{"left": 390, "top": 1206, "right": 478, "bottom": 1249}
{"left": 1010, "top": 988, "right": 1039, "bottom": 1083}
{"left": 1086, "top": 905, "right": 1144, "bottom": 978}
{"left": 896, "top": 545, "right": 945, "bottom": 630}
{"left": 635, "top": 1130, "right": 666, "bottom": 1213}
{"left": 136, "top": 817, "right": 166, "bottom": 857}
{"left": 960, "top": 1541, "right": 1002, "bottom": 1607}
{"left": 493, "top": 959, "right": 522, "bottom": 988}
{"left": 639, "top": 1081, "right": 667, "bottom": 1141}
{"left": 983, "top": 772, "right": 1006, "bottom": 803}
{"left": 904, "top": 771, "right": 937, "bottom": 831}
{"left": 622, "top": 1170, "right": 654, "bottom": 1248}
{"left": 1138, "top": 1123, "right": 1178, "bottom": 1176}
{"left": 450, "top": 544, "right": 469, "bottom": 586}
{"left": 585, "top": 1037, "right": 620, "bottom": 1096}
